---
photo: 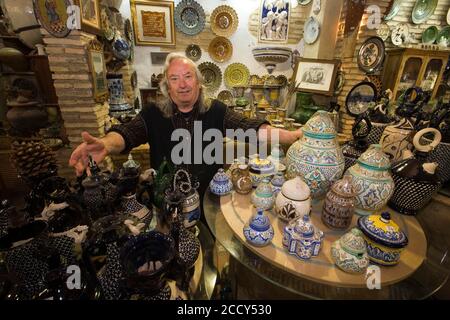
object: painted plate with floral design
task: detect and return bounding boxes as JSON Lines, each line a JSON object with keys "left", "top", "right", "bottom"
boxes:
{"left": 210, "top": 5, "right": 239, "bottom": 37}
{"left": 224, "top": 63, "right": 250, "bottom": 88}
{"left": 33, "top": 0, "right": 73, "bottom": 38}
{"left": 208, "top": 36, "right": 233, "bottom": 63}
{"left": 185, "top": 44, "right": 202, "bottom": 62}
{"left": 412, "top": 0, "right": 437, "bottom": 25}
{"left": 217, "top": 90, "right": 234, "bottom": 105}
{"left": 198, "top": 61, "right": 222, "bottom": 93}
{"left": 174, "top": 0, "right": 206, "bottom": 36}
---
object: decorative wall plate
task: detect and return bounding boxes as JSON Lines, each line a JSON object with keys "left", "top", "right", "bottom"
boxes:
{"left": 217, "top": 90, "right": 234, "bottom": 105}
{"left": 185, "top": 44, "right": 201, "bottom": 61}
{"left": 303, "top": 17, "right": 320, "bottom": 45}
{"left": 384, "top": 0, "right": 404, "bottom": 21}
{"left": 422, "top": 26, "right": 438, "bottom": 44}
{"left": 437, "top": 26, "right": 450, "bottom": 47}
{"left": 210, "top": 5, "right": 238, "bottom": 37}
{"left": 412, "top": 0, "right": 438, "bottom": 25}
{"left": 345, "top": 81, "right": 378, "bottom": 117}
{"left": 297, "top": 0, "right": 312, "bottom": 5}
{"left": 312, "top": 0, "right": 321, "bottom": 15}
{"left": 357, "top": 36, "right": 385, "bottom": 74}
{"left": 391, "top": 23, "right": 409, "bottom": 46}
{"left": 198, "top": 62, "right": 222, "bottom": 93}
{"left": 208, "top": 36, "right": 233, "bottom": 63}
{"left": 33, "top": 0, "right": 72, "bottom": 38}
{"left": 377, "top": 22, "right": 390, "bottom": 41}
{"left": 447, "top": 8, "right": 450, "bottom": 25}
{"left": 174, "top": 0, "right": 206, "bottom": 36}
{"left": 224, "top": 63, "right": 250, "bottom": 88}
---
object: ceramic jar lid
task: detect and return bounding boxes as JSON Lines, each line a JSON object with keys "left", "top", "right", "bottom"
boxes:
{"left": 280, "top": 176, "right": 310, "bottom": 201}
{"left": 249, "top": 209, "right": 272, "bottom": 232}
{"left": 249, "top": 156, "right": 275, "bottom": 173}
{"left": 357, "top": 144, "right": 391, "bottom": 170}
{"left": 255, "top": 178, "right": 273, "bottom": 197}
{"left": 212, "top": 168, "right": 230, "bottom": 182}
{"left": 293, "top": 214, "right": 315, "bottom": 237}
{"left": 340, "top": 228, "right": 366, "bottom": 255}
{"left": 302, "top": 110, "right": 337, "bottom": 138}
{"left": 357, "top": 212, "right": 408, "bottom": 249}
{"left": 330, "top": 176, "right": 357, "bottom": 197}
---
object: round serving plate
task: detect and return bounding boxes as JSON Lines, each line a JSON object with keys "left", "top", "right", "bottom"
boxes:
{"left": 210, "top": 5, "right": 238, "bottom": 37}
{"left": 391, "top": 23, "right": 409, "bottom": 46}
{"left": 217, "top": 90, "right": 234, "bottom": 105}
{"left": 186, "top": 44, "right": 202, "bottom": 62}
{"left": 303, "top": 16, "right": 320, "bottom": 45}
{"left": 357, "top": 36, "right": 385, "bottom": 74}
{"left": 437, "top": 26, "right": 450, "bottom": 47}
{"left": 224, "top": 63, "right": 250, "bottom": 88}
{"left": 198, "top": 61, "right": 222, "bottom": 94}
{"left": 208, "top": 36, "right": 233, "bottom": 63}
{"left": 422, "top": 26, "right": 438, "bottom": 44}
{"left": 377, "top": 22, "right": 391, "bottom": 41}
{"left": 412, "top": 0, "right": 438, "bottom": 25}
{"left": 384, "top": 0, "right": 404, "bottom": 21}
{"left": 174, "top": 0, "right": 206, "bottom": 36}
{"left": 297, "top": 0, "right": 312, "bottom": 5}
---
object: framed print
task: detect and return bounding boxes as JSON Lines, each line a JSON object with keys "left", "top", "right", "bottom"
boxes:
{"left": 293, "top": 58, "right": 340, "bottom": 96}
{"left": 87, "top": 39, "right": 108, "bottom": 103}
{"left": 259, "top": 0, "right": 290, "bottom": 43}
{"left": 75, "top": 0, "right": 101, "bottom": 35}
{"left": 131, "top": 0, "right": 176, "bottom": 46}
{"left": 150, "top": 52, "right": 169, "bottom": 65}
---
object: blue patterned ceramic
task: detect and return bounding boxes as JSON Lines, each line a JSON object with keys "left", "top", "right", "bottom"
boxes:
{"left": 331, "top": 228, "right": 369, "bottom": 274}
{"left": 270, "top": 172, "right": 285, "bottom": 196}
{"left": 344, "top": 144, "right": 394, "bottom": 216}
{"left": 112, "top": 31, "right": 131, "bottom": 60}
{"left": 249, "top": 155, "right": 275, "bottom": 187}
{"left": 286, "top": 110, "right": 345, "bottom": 198}
{"left": 174, "top": 0, "right": 206, "bottom": 36}
{"left": 251, "top": 178, "right": 275, "bottom": 211}
{"left": 210, "top": 168, "right": 233, "bottom": 196}
{"left": 243, "top": 209, "right": 274, "bottom": 247}
{"left": 282, "top": 214, "right": 324, "bottom": 260}
{"left": 357, "top": 212, "right": 408, "bottom": 266}
{"left": 107, "top": 74, "right": 132, "bottom": 116}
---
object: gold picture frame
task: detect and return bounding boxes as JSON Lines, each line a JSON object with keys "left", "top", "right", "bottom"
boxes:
{"left": 75, "top": 0, "right": 102, "bottom": 35}
{"left": 87, "top": 39, "right": 108, "bottom": 103}
{"left": 131, "top": 0, "right": 176, "bottom": 46}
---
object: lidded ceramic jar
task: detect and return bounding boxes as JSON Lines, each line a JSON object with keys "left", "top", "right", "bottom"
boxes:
{"left": 231, "top": 164, "right": 253, "bottom": 195}
{"left": 282, "top": 214, "right": 324, "bottom": 260}
{"left": 286, "top": 110, "right": 345, "bottom": 198}
{"left": 275, "top": 176, "right": 311, "bottom": 222}
{"left": 331, "top": 228, "right": 369, "bottom": 274}
{"left": 270, "top": 172, "right": 285, "bottom": 196}
{"left": 243, "top": 209, "right": 274, "bottom": 247}
{"left": 322, "top": 176, "right": 357, "bottom": 230}
{"left": 251, "top": 178, "right": 275, "bottom": 211}
{"left": 344, "top": 144, "right": 394, "bottom": 216}
{"left": 249, "top": 155, "right": 275, "bottom": 187}
{"left": 388, "top": 128, "right": 442, "bottom": 215}
{"left": 209, "top": 169, "right": 233, "bottom": 196}
{"left": 357, "top": 212, "right": 408, "bottom": 266}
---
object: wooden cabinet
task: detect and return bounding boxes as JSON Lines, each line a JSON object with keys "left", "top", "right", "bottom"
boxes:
{"left": 382, "top": 48, "right": 450, "bottom": 101}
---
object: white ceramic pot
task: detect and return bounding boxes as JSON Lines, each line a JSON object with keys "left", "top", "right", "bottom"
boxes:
{"left": 275, "top": 176, "right": 311, "bottom": 222}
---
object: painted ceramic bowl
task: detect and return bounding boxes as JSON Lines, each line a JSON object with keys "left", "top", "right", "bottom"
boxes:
{"left": 252, "top": 47, "right": 292, "bottom": 74}
{"left": 243, "top": 209, "right": 274, "bottom": 247}
{"left": 331, "top": 228, "right": 369, "bottom": 274}
{"left": 357, "top": 212, "right": 408, "bottom": 266}
{"left": 210, "top": 168, "right": 233, "bottom": 196}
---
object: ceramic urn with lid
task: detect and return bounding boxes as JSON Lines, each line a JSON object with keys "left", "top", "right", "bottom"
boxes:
{"left": 331, "top": 228, "right": 369, "bottom": 274}
{"left": 275, "top": 176, "right": 311, "bottom": 222}
{"left": 344, "top": 144, "right": 395, "bottom": 216}
{"left": 243, "top": 209, "right": 274, "bottom": 247}
{"left": 251, "top": 178, "right": 275, "bottom": 211}
{"left": 357, "top": 212, "right": 408, "bottom": 266}
{"left": 249, "top": 155, "right": 275, "bottom": 187}
{"left": 210, "top": 169, "right": 233, "bottom": 196}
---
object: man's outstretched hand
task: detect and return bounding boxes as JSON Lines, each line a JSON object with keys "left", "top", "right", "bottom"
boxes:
{"left": 69, "top": 132, "right": 108, "bottom": 176}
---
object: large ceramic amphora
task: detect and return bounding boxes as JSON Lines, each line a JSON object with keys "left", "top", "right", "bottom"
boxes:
{"left": 286, "top": 110, "right": 345, "bottom": 198}
{"left": 344, "top": 144, "right": 394, "bottom": 216}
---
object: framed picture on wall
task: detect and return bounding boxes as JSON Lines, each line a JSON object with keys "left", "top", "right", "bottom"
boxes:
{"left": 259, "top": 0, "right": 290, "bottom": 43}
{"left": 74, "top": 0, "right": 102, "bottom": 35}
{"left": 293, "top": 58, "right": 340, "bottom": 96}
{"left": 131, "top": 0, "right": 176, "bottom": 46}
{"left": 87, "top": 39, "right": 108, "bottom": 103}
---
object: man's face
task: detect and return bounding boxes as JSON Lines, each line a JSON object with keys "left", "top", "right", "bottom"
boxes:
{"left": 166, "top": 58, "right": 200, "bottom": 111}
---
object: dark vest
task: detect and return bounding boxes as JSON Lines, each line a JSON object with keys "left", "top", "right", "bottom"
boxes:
{"left": 140, "top": 100, "right": 227, "bottom": 197}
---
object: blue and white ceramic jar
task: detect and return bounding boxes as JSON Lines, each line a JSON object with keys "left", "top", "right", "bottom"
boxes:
{"left": 243, "top": 209, "right": 274, "bottom": 247}
{"left": 286, "top": 110, "right": 345, "bottom": 198}
{"left": 107, "top": 73, "right": 132, "bottom": 117}
{"left": 344, "top": 144, "right": 394, "bottom": 216}
{"left": 331, "top": 228, "right": 369, "bottom": 274}
{"left": 282, "top": 214, "right": 324, "bottom": 260}
{"left": 210, "top": 168, "right": 233, "bottom": 196}
{"left": 357, "top": 212, "right": 408, "bottom": 266}
{"left": 251, "top": 178, "right": 275, "bottom": 211}
{"left": 112, "top": 31, "right": 131, "bottom": 60}
{"left": 270, "top": 172, "right": 285, "bottom": 196}
{"left": 249, "top": 155, "right": 275, "bottom": 187}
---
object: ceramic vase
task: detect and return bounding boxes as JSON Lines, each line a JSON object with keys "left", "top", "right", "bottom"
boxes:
{"left": 251, "top": 178, "right": 275, "bottom": 211}
{"left": 249, "top": 156, "right": 275, "bottom": 187}
{"left": 231, "top": 164, "right": 253, "bottom": 195}
{"left": 331, "top": 228, "right": 369, "bottom": 274}
{"left": 209, "top": 169, "right": 233, "bottom": 196}
{"left": 275, "top": 176, "right": 311, "bottom": 222}
{"left": 107, "top": 74, "right": 132, "bottom": 117}
{"left": 243, "top": 209, "right": 274, "bottom": 247}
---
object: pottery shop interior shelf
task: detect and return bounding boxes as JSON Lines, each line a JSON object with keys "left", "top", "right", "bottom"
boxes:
{"left": 216, "top": 192, "right": 426, "bottom": 288}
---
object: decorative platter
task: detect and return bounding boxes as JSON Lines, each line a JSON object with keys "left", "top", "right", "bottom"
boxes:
{"left": 412, "top": 0, "right": 438, "bottom": 25}
{"left": 297, "top": 0, "right": 312, "bottom": 5}
{"left": 208, "top": 36, "right": 233, "bottom": 63}
{"left": 210, "top": 5, "right": 238, "bottom": 37}
{"left": 174, "top": 0, "right": 206, "bottom": 36}
{"left": 224, "top": 63, "right": 250, "bottom": 88}
{"left": 377, "top": 22, "right": 391, "bottom": 41}
{"left": 186, "top": 44, "right": 202, "bottom": 62}
{"left": 198, "top": 61, "right": 222, "bottom": 93}
{"left": 437, "top": 26, "right": 450, "bottom": 47}
{"left": 303, "top": 16, "right": 320, "bottom": 45}
{"left": 33, "top": 0, "right": 72, "bottom": 38}
{"left": 422, "top": 26, "right": 438, "bottom": 44}
{"left": 391, "top": 23, "right": 409, "bottom": 46}
{"left": 384, "top": 0, "right": 404, "bottom": 21}
{"left": 312, "top": 0, "right": 321, "bottom": 15}
{"left": 357, "top": 36, "right": 385, "bottom": 74}
{"left": 217, "top": 90, "right": 234, "bottom": 105}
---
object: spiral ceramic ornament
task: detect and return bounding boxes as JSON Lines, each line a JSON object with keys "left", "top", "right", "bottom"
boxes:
{"left": 286, "top": 111, "right": 345, "bottom": 198}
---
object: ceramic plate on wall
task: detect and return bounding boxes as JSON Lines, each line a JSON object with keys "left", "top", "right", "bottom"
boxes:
{"left": 377, "top": 22, "right": 390, "bottom": 41}
{"left": 198, "top": 62, "right": 222, "bottom": 93}
{"left": 384, "top": 0, "right": 404, "bottom": 21}
{"left": 174, "top": 0, "right": 206, "bottom": 36}
{"left": 224, "top": 63, "right": 250, "bottom": 88}
{"left": 412, "top": 0, "right": 438, "bottom": 24}
{"left": 210, "top": 5, "right": 238, "bottom": 37}
{"left": 34, "top": 0, "right": 73, "bottom": 38}
{"left": 303, "top": 17, "right": 320, "bottom": 45}
{"left": 185, "top": 44, "right": 202, "bottom": 62}
{"left": 217, "top": 90, "right": 234, "bottom": 105}
{"left": 208, "top": 36, "right": 233, "bottom": 63}
{"left": 357, "top": 36, "right": 385, "bottom": 74}
{"left": 391, "top": 23, "right": 409, "bottom": 46}
{"left": 298, "top": 0, "right": 312, "bottom": 5}
{"left": 437, "top": 26, "right": 450, "bottom": 47}
{"left": 422, "top": 26, "right": 438, "bottom": 44}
